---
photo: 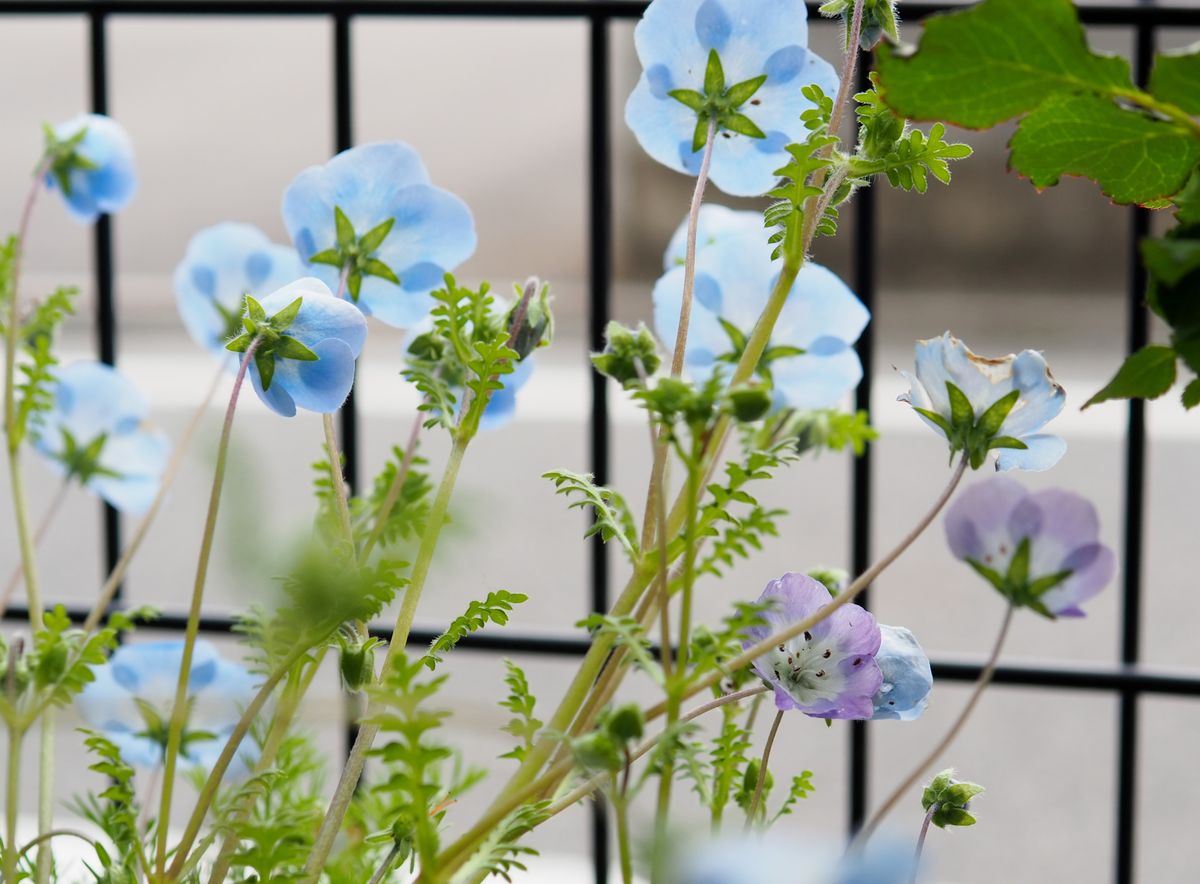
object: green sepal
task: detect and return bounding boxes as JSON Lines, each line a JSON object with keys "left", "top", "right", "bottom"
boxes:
{"left": 269, "top": 296, "right": 304, "bottom": 331}
{"left": 363, "top": 258, "right": 401, "bottom": 285}
{"left": 1029, "top": 569, "right": 1073, "bottom": 596}
{"left": 987, "top": 435, "right": 1028, "bottom": 451}
{"left": 1005, "top": 537, "right": 1031, "bottom": 588}
{"left": 246, "top": 295, "right": 267, "bottom": 323}
{"left": 359, "top": 217, "right": 395, "bottom": 253}
{"left": 226, "top": 333, "right": 254, "bottom": 353}
{"left": 255, "top": 349, "right": 276, "bottom": 391}
{"left": 308, "top": 248, "right": 343, "bottom": 267}
{"left": 334, "top": 206, "right": 356, "bottom": 248}
{"left": 669, "top": 89, "right": 706, "bottom": 111}
{"left": 911, "top": 406, "right": 952, "bottom": 436}
{"left": 975, "top": 388, "right": 1019, "bottom": 437}
{"left": 718, "top": 318, "right": 748, "bottom": 354}
{"left": 722, "top": 113, "right": 766, "bottom": 139}
{"left": 692, "top": 115, "right": 712, "bottom": 152}
{"left": 965, "top": 558, "right": 1007, "bottom": 593}
{"left": 704, "top": 48, "right": 725, "bottom": 96}
{"left": 275, "top": 336, "right": 319, "bottom": 361}
{"left": 726, "top": 74, "right": 767, "bottom": 107}
{"left": 946, "top": 381, "right": 974, "bottom": 428}
{"left": 347, "top": 270, "right": 363, "bottom": 301}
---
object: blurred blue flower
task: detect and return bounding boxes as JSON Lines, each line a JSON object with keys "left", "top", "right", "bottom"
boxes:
{"left": 945, "top": 476, "right": 1115, "bottom": 617}
{"left": 173, "top": 222, "right": 306, "bottom": 360}
{"left": 239, "top": 278, "right": 368, "bottom": 418}
{"left": 44, "top": 113, "right": 137, "bottom": 223}
{"left": 76, "top": 639, "right": 258, "bottom": 774}
{"left": 654, "top": 210, "right": 869, "bottom": 409}
{"left": 899, "top": 333, "right": 1066, "bottom": 472}
{"left": 871, "top": 625, "right": 933, "bottom": 721}
{"left": 675, "top": 835, "right": 915, "bottom": 884}
{"left": 625, "top": 0, "right": 839, "bottom": 197}
{"left": 282, "top": 142, "right": 476, "bottom": 328}
{"left": 743, "top": 572, "right": 882, "bottom": 720}
{"left": 32, "top": 361, "right": 169, "bottom": 514}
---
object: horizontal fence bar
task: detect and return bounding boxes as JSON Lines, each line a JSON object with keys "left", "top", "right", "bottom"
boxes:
{"left": 0, "top": 0, "right": 1197, "bottom": 25}
{"left": 7, "top": 606, "right": 1200, "bottom": 696}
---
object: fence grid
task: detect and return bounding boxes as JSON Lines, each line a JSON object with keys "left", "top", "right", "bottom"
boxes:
{"left": 3, "top": 2, "right": 1199, "bottom": 883}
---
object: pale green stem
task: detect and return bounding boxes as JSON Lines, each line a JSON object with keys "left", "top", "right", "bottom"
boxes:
{"left": 155, "top": 339, "right": 261, "bottom": 876}
{"left": 0, "top": 479, "right": 68, "bottom": 619}
{"left": 302, "top": 432, "right": 470, "bottom": 882}
{"left": 360, "top": 409, "right": 423, "bottom": 560}
{"left": 611, "top": 774, "right": 633, "bottom": 884}
{"left": 34, "top": 713, "right": 52, "bottom": 883}
{"left": 322, "top": 412, "right": 355, "bottom": 545}
{"left": 83, "top": 365, "right": 225, "bottom": 635}
{"left": 856, "top": 601, "right": 1015, "bottom": 848}
{"left": 367, "top": 844, "right": 403, "bottom": 884}
{"left": 4, "top": 725, "right": 21, "bottom": 884}
{"left": 744, "top": 710, "right": 784, "bottom": 830}
{"left": 166, "top": 646, "right": 305, "bottom": 879}
{"left": 15, "top": 829, "right": 93, "bottom": 863}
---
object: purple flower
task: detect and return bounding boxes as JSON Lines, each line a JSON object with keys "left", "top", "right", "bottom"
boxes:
{"left": 743, "top": 572, "right": 882, "bottom": 719}
{"left": 944, "top": 476, "right": 1116, "bottom": 617}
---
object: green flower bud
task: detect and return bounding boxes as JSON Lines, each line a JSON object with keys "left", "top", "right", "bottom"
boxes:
{"left": 337, "top": 636, "right": 378, "bottom": 693}
{"left": 806, "top": 566, "right": 849, "bottom": 597}
{"left": 389, "top": 811, "right": 417, "bottom": 864}
{"left": 922, "top": 768, "right": 985, "bottom": 829}
{"left": 571, "top": 731, "right": 623, "bottom": 773}
{"left": 739, "top": 758, "right": 773, "bottom": 809}
{"left": 591, "top": 321, "right": 662, "bottom": 388}
{"left": 506, "top": 278, "right": 554, "bottom": 360}
{"left": 725, "top": 383, "right": 773, "bottom": 423}
{"left": 34, "top": 641, "right": 69, "bottom": 687}
{"left": 606, "top": 703, "right": 645, "bottom": 744}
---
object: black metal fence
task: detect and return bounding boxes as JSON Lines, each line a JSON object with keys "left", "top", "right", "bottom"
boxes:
{"left": 3, "top": 2, "right": 1200, "bottom": 883}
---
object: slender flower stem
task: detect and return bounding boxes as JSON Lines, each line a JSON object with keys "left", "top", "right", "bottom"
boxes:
{"left": 828, "top": 0, "right": 867, "bottom": 143}
{"left": 641, "top": 115, "right": 718, "bottom": 551}
{"left": 303, "top": 432, "right": 470, "bottom": 882}
{"left": 0, "top": 479, "right": 68, "bottom": 618}
{"left": 3, "top": 725, "right": 21, "bottom": 884}
{"left": 745, "top": 710, "right": 784, "bottom": 830}
{"left": 15, "top": 829, "right": 94, "bottom": 862}
{"left": 856, "top": 601, "right": 1015, "bottom": 847}
{"left": 323, "top": 412, "right": 355, "bottom": 544}
{"left": 361, "top": 409, "right": 423, "bottom": 560}
{"left": 83, "top": 365, "right": 225, "bottom": 635}
{"left": 611, "top": 776, "right": 634, "bottom": 884}
{"left": 367, "top": 844, "right": 404, "bottom": 884}
{"left": 155, "top": 339, "right": 260, "bottom": 876}
{"left": 912, "top": 804, "right": 937, "bottom": 883}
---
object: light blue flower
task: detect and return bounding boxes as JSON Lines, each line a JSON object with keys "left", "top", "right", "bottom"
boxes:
{"left": 654, "top": 210, "right": 869, "bottom": 409}
{"left": 32, "top": 361, "right": 169, "bottom": 514}
{"left": 238, "top": 277, "right": 368, "bottom": 418}
{"left": 871, "top": 625, "right": 933, "bottom": 721}
{"left": 282, "top": 142, "right": 476, "bottom": 328}
{"left": 899, "top": 332, "right": 1067, "bottom": 471}
{"left": 625, "top": 0, "right": 839, "bottom": 197}
{"left": 173, "top": 222, "right": 306, "bottom": 360}
{"left": 76, "top": 639, "right": 258, "bottom": 775}
{"left": 44, "top": 113, "right": 137, "bottom": 223}
{"left": 677, "top": 835, "right": 915, "bottom": 884}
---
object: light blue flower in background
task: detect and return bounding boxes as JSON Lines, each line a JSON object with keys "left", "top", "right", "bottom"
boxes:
{"left": 676, "top": 835, "right": 916, "bottom": 884}
{"left": 871, "top": 625, "right": 933, "bottom": 721}
{"left": 625, "top": 0, "right": 839, "bottom": 197}
{"left": 662, "top": 203, "right": 760, "bottom": 269}
{"left": 44, "top": 113, "right": 137, "bottom": 223}
{"left": 242, "top": 278, "right": 368, "bottom": 418}
{"left": 77, "top": 639, "right": 258, "bottom": 774}
{"left": 899, "top": 332, "right": 1067, "bottom": 472}
{"left": 32, "top": 361, "right": 168, "bottom": 514}
{"left": 173, "top": 222, "right": 306, "bottom": 360}
{"left": 282, "top": 142, "right": 476, "bottom": 328}
{"left": 654, "top": 209, "right": 869, "bottom": 409}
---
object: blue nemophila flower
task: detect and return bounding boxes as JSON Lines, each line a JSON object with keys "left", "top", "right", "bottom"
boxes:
{"left": 899, "top": 332, "right": 1066, "bottom": 471}
{"left": 282, "top": 142, "right": 476, "bottom": 328}
{"left": 871, "top": 625, "right": 933, "bottom": 721}
{"left": 944, "top": 476, "right": 1115, "bottom": 618}
{"left": 43, "top": 113, "right": 137, "bottom": 223}
{"left": 625, "top": 0, "right": 838, "bottom": 197}
{"left": 677, "top": 835, "right": 915, "bottom": 884}
{"left": 76, "top": 639, "right": 258, "bottom": 773}
{"left": 654, "top": 208, "right": 869, "bottom": 409}
{"left": 174, "top": 222, "right": 306, "bottom": 360}
{"left": 227, "top": 277, "right": 367, "bottom": 418}
{"left": 743, "top": 572, "right": 882, "bottom": 720}
{"left": 32, "top": 361, "right": 168, "bottom": 515}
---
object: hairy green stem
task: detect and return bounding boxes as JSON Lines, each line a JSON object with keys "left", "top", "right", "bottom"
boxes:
{"left": 856, "top": 601, "right": 1015, "bottom": 848}
{"left": 303, "top": 432, "right": 470, "bottom": 882}
{"left": 155, "top": 339, "right": 260, "bottom": 876}
{"left": 912, "top": 804, "right": 937, "bottom": 883}
{"left": 610, "top": 776, "right": 634, "bottom": 884}
{"left": 360, "top": 409, "right": 423, "bottom": 560}
{"left": 367, "top": 843, "right": 403, "bottom": 884}
{"left": 84, "top": 367, "right": 224, "bottom": 634}
{"left": 0, "top": 479, "right": 67, "bottom": 619}
{"left": 744, "top": 710, "right": 784, "bottom": 830}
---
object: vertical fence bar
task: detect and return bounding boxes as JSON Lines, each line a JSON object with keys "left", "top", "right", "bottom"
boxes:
{"left": 1115, "top": 19, "right": 1153, "bottom": 883}
{"left": 89, "top": 9, "right": 122, "bottom": 583}
{"left": 847, "top": 60, "right": 877, "bottom": 830}
{"left": 587, "top": 13, "right": 612, "bottom": 884}
{"left": 332, "top": 9, "right": 360, "bottom": 760}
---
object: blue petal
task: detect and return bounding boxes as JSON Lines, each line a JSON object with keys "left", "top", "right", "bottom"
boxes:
{"left": 90, "top": 428, "right": 170, "bottom": 515}
{"left": 249, "top": 364, "right": 297, "bottom": 417}
{"left": 272, "top": 338, "right": 359, "bottom": 415}
{"left": 48, "top": 114, "right": 137, "bottom": 223}
{"left": 34, "top": 361, "right": 148, "bottom": 462}
{"left": 694, "top": 0, "right": 733, "bottom": 51}
{"left": 771, "top": 345, "right": 863, "bottom": 410}
{"left": 871, "top": 625, "right": 933, "bottom": 721}
{"left": 624, "top": 77, "right": 704, "bottom": 183}
{"left": 662, "top": 204, "right": 761, "bottom": 269}
{"left": 995, "top": 433, "right": 1067, "bottom": 472}
{"left": 775, "top": 261, "right": 870, "bottom": 349}
{"left": 258, "top": 277, "right": 368, "bottom": 357}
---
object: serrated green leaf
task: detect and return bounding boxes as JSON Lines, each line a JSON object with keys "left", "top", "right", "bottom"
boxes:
{"left": 1009, "top": 92, "right": 1200, "bottom": 205}
{"left": 875, "top": 0, "right": 1133, "bottom": 129}
{"left": 1084, "top": 344, "right": 1177, "bottom": 408}
{"left": 1150, "top": 43, "right": 1200, "bottom": 116}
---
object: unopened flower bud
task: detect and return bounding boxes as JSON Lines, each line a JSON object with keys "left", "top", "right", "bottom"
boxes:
{"left": 591, "top": 321, "right": 662, "bottom": 388}
{"left": 606, "top": 703, "right": 645, "bottom": 744}
{"left": 726, "top": 383, "right": 773, "bottom": 423}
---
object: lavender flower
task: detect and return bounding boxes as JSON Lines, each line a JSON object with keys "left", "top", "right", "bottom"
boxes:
{"left": 743, "top": 572, "right": 882, "bottom": 719}
{"left": 944, "top": 476, "right": 1116, "bottom": 617}
{"left": 899, "top": 332, "right": 1066, "bottom": 471}
{"left": 76, "top": 640, "right": 257, "bottom": 773}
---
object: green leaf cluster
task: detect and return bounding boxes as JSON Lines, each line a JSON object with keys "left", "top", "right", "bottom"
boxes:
{"left": 227, "top": 294, "right": 318, "bottom": 393}
{"left": 498, "top": 660, "right": 542, "bottom": 763}
{"left": 41, "top": 122, "right": 99, "bottom": 197}
{"left": 912, "top": 381, "right": 1027, "bottom": 470}
{"left": 420, "top": 590, "right": 529, "bottom": 670}
{"left": 875, "top": 0, "right": 1200, "bottom": 206}
{"left": 922, "top": 768, "right": 986, "bottom": 828}
{"left": 454, "top": 800, "right": 549, "bottom": 884}
{"left": 591, "top": 320, "right": 661, "bottom": 389}
{"left": 669, "top": 49, "right": 770, "bottom": 151}
{"left": 543, "top": 469, "right": 639, "bottom": 563}
{"left": 765, "top": 104, "right": 837, "bottom": 261}
{"left": 72, "top": 731, "right": 148, "bottom": 882}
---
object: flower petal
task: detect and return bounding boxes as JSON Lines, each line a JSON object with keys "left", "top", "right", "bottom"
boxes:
{"left": 994, "top": 433, "right": 1066, "bottom": 472}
